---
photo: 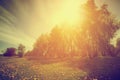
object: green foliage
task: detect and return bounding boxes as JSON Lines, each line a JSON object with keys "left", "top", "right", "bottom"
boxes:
{"left": 18, "top": 44, "right": 25, "bottom": 57}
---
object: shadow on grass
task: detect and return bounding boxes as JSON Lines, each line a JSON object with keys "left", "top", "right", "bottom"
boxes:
{"left": 67, "top": 57, "right": 120, "bottom": 80}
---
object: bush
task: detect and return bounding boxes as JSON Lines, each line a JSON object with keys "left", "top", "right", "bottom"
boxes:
{"left": 3, "top": 48, "right": 16, "bottom": 57}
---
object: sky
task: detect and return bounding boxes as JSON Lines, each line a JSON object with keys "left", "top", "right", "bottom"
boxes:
{"left": 0, "top": 0, "right": 120, "bottom": 52}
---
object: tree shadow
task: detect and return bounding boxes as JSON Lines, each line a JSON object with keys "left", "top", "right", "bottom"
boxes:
{"left": 67, "top": 57, "right": 120, "bottom": 80}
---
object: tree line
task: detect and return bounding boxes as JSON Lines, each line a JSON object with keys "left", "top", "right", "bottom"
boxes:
{"left": 26, "top": 0, "right": 120, "bottom": 59}
{"left": 2, "top": 44, "right": 25, "bottom": 57}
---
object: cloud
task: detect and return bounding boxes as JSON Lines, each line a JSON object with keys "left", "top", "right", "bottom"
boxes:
{"left": 0, "top": 5, "right": 35, "bottom": 50}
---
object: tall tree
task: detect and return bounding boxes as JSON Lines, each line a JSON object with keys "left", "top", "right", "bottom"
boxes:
{"left": 33, "top": 34, "right": 49, "bottom": 57}
{"left": 48, "top": 26, "right": 65, "bottom": 58}
{"left": 77, "top": 0, "right": 119, "bottom": 58}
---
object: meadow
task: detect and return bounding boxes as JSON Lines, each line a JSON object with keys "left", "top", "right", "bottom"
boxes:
{"left": 0, "top": 0, "right": 120, "bottom": 80}
{"left": 0, "top": 56, "right": 120, "bottom": 80}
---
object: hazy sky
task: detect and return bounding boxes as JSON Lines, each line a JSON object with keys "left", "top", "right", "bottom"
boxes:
{"left": 0, "top": 0, "right": 120, "bottom": 51}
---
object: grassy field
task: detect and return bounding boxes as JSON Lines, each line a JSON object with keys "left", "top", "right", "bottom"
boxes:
{"left": 0, "top": 56, "right": 120, "bottom": 80}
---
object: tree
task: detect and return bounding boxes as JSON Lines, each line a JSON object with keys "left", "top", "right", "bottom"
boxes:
{"left": 48, "top": 26, "right": 65, "bottom": 58}
{"left": 76, "top": 0, "right": 100, "bottom": 58}
{"left": 95, "top": 4, "right": 119, "bottom": 56}
{"left": 29, "top": 25, "right": 78, "bottom": 59}
{"left": 18, "top": 44, "right": 25, "bottom": 57}
{"left": 62, "top": 26, "right": 78, "bottom": 57}
{"left": 26, "top": 0, "right": 120, "bottom": 60}
{"left": 76, "top": 0, "right": 119, "bottom": 58}
{"left": 33, "top": 34, "right": 49, "bottom": 57}
{"left": 3, "top": 47, "right": 16, "bottom": 57}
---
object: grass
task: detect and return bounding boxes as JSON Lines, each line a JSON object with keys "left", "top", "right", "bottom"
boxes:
{"left": 0, "top": 56, "right": 86, "bottom": 80}
{"left": 68, "top": 57, "right": 120, "bottom": 80}
{"left": 0, "top": 56, "right": 120, "bottom": 80}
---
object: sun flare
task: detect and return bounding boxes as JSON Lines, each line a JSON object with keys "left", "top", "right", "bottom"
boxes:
{"left": 52, "top": 0, "right": 86, "bottom": 26}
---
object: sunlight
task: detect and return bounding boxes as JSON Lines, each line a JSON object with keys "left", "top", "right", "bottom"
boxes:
{"left": 52, "top": 0, "right": 86, "bottom": 26}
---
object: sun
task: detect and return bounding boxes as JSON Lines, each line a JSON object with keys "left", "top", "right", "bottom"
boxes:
{"left": 52, "top": 0, "right": 86, "bottom": 26}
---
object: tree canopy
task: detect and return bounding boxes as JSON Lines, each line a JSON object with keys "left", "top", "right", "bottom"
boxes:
{"left": 26, "top": 0, "right": 120, "bottom": 59}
